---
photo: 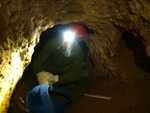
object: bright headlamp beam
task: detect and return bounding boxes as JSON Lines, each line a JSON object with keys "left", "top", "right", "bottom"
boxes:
{"left": 63, "top": 31, "right": 75, "bottom": 42}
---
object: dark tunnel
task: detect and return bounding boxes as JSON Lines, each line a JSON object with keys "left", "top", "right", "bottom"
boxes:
{"left": 32, "top": 23, "right": 94, "bottom": 62}
{"left": 8, "top": 23, "right": 95, "bottom": 113}
{"left": 121, "top": 32, "right": 150, "bottom": 73}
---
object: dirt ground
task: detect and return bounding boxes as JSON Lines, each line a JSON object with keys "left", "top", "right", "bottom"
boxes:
{"left": 8, "top": 49, "right": 150, "bottom": 113}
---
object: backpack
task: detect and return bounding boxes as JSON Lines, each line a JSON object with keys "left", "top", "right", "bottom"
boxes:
{"left": 25, "top": 85, "right": 72, "bottom": 113}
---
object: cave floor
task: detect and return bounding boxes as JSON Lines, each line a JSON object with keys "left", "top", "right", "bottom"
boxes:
{"left": 8, "top": 69, "right": 150, "bottom": 113}
{"left": 8, "top": 51, "right": 150, "bottom": 113}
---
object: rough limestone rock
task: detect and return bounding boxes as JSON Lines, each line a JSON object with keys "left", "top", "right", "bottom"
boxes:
{"left": 0, "top": 0, "right": 150, "bottom": 112}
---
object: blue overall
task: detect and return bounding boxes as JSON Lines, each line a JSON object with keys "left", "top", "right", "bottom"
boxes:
{"left": 25, "top": 85, "right": 72, "bottom": 113}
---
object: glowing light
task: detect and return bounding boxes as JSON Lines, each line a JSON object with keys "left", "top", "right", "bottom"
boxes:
{"left": 63, "top": 31, "right": 75, "bottom": 42}
{"left": 65, "top": 42, "right": 72, "bottom": 57}
{"left": 0, "top": 51, "right": 24, "bottom": 112}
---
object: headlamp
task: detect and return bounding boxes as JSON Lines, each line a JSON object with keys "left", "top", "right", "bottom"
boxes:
{"left": 63, "top": 31, "right": 75, "bottom": 42}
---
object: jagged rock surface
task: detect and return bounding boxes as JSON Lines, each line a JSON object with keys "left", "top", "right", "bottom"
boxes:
{"left": 0, "top": 0, "right": 150, "bottom": 112}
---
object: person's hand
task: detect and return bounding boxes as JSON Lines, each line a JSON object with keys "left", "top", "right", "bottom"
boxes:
{"left": 53, "top": 75, "right": 59, "bottom": 82}
{"left": 36, "top": 71, "right": 59, "bottom": 85}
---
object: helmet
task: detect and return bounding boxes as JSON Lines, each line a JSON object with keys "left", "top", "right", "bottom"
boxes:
{"left": 69, "top": 24, "right": 86, "bottom": 41}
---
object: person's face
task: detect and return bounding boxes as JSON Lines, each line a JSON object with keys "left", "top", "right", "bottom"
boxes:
{"left": 62, "top": 40, "right": 78, "bottom": 49}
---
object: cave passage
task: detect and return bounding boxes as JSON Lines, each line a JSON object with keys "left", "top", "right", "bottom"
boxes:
{"left": 121, "top": 32, "right": 150, "bottom": 73}
{"left": 8, "top": 27, "right": 150, "bottom": 113}
{"left": 22, "top": 23, "right": 94, "bottom": 81}
{"left": 8, "top": 23, "right": 94, "bottom": 113}
{"left": 32, "top": 23, "right": 94, "bottom": 82}
{"left": 33, "top": 23, "right": 94, "bottom": 61}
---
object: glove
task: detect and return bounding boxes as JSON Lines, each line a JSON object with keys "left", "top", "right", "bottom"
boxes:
{"left": 36, "top": 71, "right": 59, "bottom": 85}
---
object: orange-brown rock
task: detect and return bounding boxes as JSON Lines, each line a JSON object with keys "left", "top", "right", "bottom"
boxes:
{"left": 0, "top": 0, "right": 150, "bottom": 112}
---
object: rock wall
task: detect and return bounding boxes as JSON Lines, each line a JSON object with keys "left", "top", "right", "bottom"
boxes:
{"left": 0, "top": 0, "right": 150, "bottom": 112}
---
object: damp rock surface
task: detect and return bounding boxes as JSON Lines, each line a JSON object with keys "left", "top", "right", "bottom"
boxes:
{"left": 0, "top": 0, "right": 150, "bottom": 112}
